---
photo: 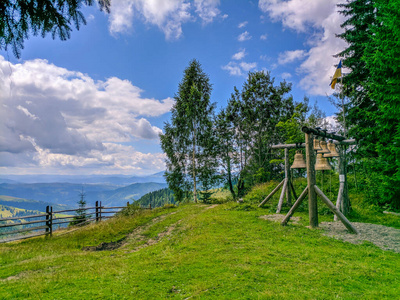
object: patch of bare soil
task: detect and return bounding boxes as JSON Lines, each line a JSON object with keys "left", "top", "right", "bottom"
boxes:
{"left": 82, "top": 238, "right": 125, "bottom": 251}
{"left": 320, "top": 222, "right": 400, "bottom": 253}
{"left": 205, "top": 204, "right": 219, "bottom": 210}
{"left": 126, "top": 220, "right": 181, "bottom": 253}
{"left": 82, "top": 212, "right": 177, "bottom": 252}
{"left": 259, "top": 214, "right": 301, "bottom": 224}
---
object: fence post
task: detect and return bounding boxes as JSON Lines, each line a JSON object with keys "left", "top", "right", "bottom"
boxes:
{"left": 46, "top": 206, "right": 50, "bottom": 237}
{"left": 95, "top": 201, "right": 99, "bottom": 222}
{"left": 127, "top": 201, "right": 129, "bottom": 207}
{"left": 99, "top": 201, "right": 102, "bottom": 221}
{"left": 49, "top": 206, "right": 53, "bottom": 236}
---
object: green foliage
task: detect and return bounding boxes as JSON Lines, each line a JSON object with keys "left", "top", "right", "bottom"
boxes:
{"left": 216, "top": 71, "right": 295, "bottom": 198}
{"left": 243, "top": 181, "right": 281, "bottom": 204}
{"left": 276, "top": 97, "right": 326, "bottom": 144}
{"left": 134, "top": 188, "right": 175, "bottom": 208}
{"left": 338, "top": 0, "right": 400, "bottom": 209}
{"left": 160, "top": 60, "right": 219, "bottom": 203}
{"left": 0, "top": 0, "right": 110, "bottom": 58}
{"left": 69, "top": 189, "right": 89, "bottom": 226}
{"left": 117, "top": 202, "right": 142, "bottom": 217}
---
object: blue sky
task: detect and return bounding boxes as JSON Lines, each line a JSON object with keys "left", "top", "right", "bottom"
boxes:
{"left": 0, "top": 0, "right": 346, "bottom": 176}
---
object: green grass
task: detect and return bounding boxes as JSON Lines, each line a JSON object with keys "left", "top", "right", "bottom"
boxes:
{"left": 1, "top": 198, "right": 399, "bottom": 299}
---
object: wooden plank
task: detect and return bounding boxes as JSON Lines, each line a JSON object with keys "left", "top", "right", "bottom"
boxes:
{"left": 276, "top": 178, "right": 288, "bottom": 213}
{"left": 0, "top": 225, "right": 48, "bottom": 236}
{"left": 271, "top": 143, "right": 306, "bottom": 149}
{"left": 314, "top": 185, "right": 359, "bottom": 234}
{"left": 305, "top": 133, "right": 318, "bottom": 227}
{"left": 301, "top": 126, "right": 346, "bottom": 141}
{"left": 52, "top": 206, "right": 97, "bottom": 214}
{"left": 0, "top": 213, "right": 48, "bottom": 222}
{"left": 258, "top": 179, "right": 285, "bottom": 207}
{"left": 281, "top": 187, "right": 308, "bottom": 226}
{"left": 0, "top": 219, "right": 47, "bottom": 228}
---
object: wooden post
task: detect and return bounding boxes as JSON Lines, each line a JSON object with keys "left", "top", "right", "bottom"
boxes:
{"left": 95, "top": 201, "right": 99, "bottom": 222}
{"left": 305, "top": 133, "right": 318, "bottom": 227}
{"left": 276, "top": 179, "right": 288, "bottom": 213}
{"left": 281, "top": 187, "right": 308, "bottom": 226}
{"left": 336, "top": 145, "right": 351, "bottom": 220}
{"left": 127, "top": 201, "right": 129, "bottom": 207}
{"left": 45, "top": 206, "right": 50, "bottom": 236}
{"left": 314, "top": 185, "right": 358, "bottom": 234}
{"left": 285, "top": 148, "right": 292, "bottom": 206}
{"left": 258, "top": 179, "right": 285, "bottom": 207}
{"left": 99, "top": 201, "right": 102, "bottom": 221}
{"left": 289, "top": 180, "right": 298, "bottom": 200}
{"left": 49, "top": 206, "right": 53, "bottom": 237}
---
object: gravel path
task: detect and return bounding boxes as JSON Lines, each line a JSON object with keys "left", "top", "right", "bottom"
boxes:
{"left": 320, "top": 221, "right": 400, "bottom": 253}
{"left": 260, "top": 214, "right": 400, "bottom": 254}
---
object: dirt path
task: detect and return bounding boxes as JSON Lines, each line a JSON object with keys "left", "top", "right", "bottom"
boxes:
{"left": 83, "top": 212, "right": 177, "bottom": 252}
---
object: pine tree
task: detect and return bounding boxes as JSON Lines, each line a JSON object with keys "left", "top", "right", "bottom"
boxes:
{"left": 70, "top": 188, "right": 88, "bottom": 226}
{"left": 361, "top": 0, "right": 400, "bottom": 208}
{"left": 336, "top": 0, "right": 377, "bottom": 156}
{"left": 160, "top": 60, "right": 219, "bottom": 203}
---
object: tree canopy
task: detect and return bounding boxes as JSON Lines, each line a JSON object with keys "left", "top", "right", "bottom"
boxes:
{"left": 160, "top": 60, "right": 219, "bottom": 203}
{"left": 0, "top": 0, "right": 110, "bottom": 58}
{"left": 338, "top": 0, "right": 400, "bottom": 209}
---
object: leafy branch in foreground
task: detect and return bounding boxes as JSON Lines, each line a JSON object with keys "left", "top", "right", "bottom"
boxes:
{"left": 0, "top": 0, "right": 111, "bottom": 58}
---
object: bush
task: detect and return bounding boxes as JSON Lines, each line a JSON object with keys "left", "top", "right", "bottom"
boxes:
{"left": 243, "top": 181, "right": 281, "bottom": 204}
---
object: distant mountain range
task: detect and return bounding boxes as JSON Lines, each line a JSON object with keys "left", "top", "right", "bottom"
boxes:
{"left": 0, "top": 182, "right": 168, "bottom": 208}
{"left": 0, "top": 172, "right": 166, "bottom": 185}
{"left": 0, "top": 172, "right": 168, "bottom": 215}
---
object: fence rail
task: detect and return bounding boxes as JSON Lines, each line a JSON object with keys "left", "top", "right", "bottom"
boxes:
{"left": 0, "top": 201, "right": 152, "bottom": 243}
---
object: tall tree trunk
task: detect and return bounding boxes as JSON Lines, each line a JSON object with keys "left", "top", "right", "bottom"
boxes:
{"left": 227, "top": 157, "right": 236, "bottom": 199}
{"left": 192, "top": 125, "right": 197, "bottom": 203}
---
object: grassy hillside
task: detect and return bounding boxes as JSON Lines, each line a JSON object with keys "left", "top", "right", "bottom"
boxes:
{"left": 0, "top": 205, "right": 38, "bottom": 219}
{"left": 0, "top": 195, "right": 70, "bottom": 213}
{"left": 0, "top": 200, "right": 399, "bottom": 299}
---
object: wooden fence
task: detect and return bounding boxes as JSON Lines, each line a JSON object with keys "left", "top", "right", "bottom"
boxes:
{"left": 0, "top": 201, "right": 151, "bottom": 243}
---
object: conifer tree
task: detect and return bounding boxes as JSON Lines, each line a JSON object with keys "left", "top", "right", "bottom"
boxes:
{"left": 70, "top": 188, "right": 88, "bottom": 226}
{"left": 336, "top": 0, "right": 377, "bottom": 155}
{"left": 160, "top": 60, "right": 219, "bottom": 203}
{"left": 337, "top": 0, "right": 400, "bottom": 208}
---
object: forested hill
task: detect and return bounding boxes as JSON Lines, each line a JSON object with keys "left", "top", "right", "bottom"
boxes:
{"left": 135, "top": 188, "right": 175, "bottom": 208}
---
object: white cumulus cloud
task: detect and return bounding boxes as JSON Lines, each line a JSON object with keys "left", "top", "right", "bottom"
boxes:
{"left": 259, "top": 0, "right": 348, "bottom": 95}
{"left": 109, "top": 0, "right": 222, "bottom": 39}
{"left": 0, "top": 56, "right": 173, "bottom": 175}
{"left": 222, "top": 61, "right": 257, "bottom": 76}
{"left": 237, "top": 31, "right": 252, "bottom": 42}
{"left": 232, "top": 48, "right": 247, "bottom": 60}
{"left": 238, "top": 21, "right": 248, "bottom": 28}
{"left": 278, "top": 50, "right": 307, "bottom": 64}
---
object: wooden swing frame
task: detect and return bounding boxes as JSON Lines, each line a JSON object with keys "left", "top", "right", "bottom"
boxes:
{"left": 258, "top": 126, "right": 359, "bottom": 234}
